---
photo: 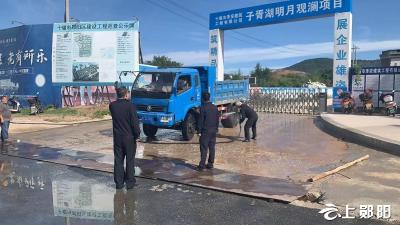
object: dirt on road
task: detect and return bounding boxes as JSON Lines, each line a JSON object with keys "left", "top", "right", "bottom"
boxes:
{"left": 9, "top": 105, "right": 111, "bottom": 134}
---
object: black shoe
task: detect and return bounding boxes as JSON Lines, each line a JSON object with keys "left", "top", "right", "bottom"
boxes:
{"left": 197, "top": 166, "right": 205, "bottom": 171}
{"left": 251, "top": 136, "right": 256, "bottom": 140}
{"left": 243, "top": 139, "right": 250, "bottom": 142}
{"left": 126, "top": 183, "right": 138, "bottom": 189}
{"left": 206, "top": 164, "right": 213, "bottom": 169}
{"left": 116, "top": 185, "right": 124, "bottom": 190}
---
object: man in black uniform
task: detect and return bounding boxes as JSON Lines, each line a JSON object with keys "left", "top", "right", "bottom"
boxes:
{"left": 109, "top": 87, "right": 141, "bottom": 189}
{"left": 197, "top": 92, "right": 219, "bottom": 171}
{"left": 236, "top": 101, "right": 258, "bottom": 142}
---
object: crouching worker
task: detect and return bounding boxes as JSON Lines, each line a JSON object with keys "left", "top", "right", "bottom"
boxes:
{"left": 235, "top": 101, "right": 258, "bottom": 142}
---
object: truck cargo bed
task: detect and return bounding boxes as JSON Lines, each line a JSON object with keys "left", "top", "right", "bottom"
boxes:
{"left": 215, "top": 80, "right": 249, "bottom": 105}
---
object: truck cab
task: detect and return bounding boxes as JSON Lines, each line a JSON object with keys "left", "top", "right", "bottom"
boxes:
{"left": 131, "top": 66, "right": 249, "bottom": 140}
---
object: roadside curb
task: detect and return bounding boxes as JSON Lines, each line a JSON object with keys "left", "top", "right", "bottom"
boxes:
{"left": 10, "top": 118, "right": 111, "bottom": 126}
{"left": 315, "top": 115, "right": 400, "bottom": 156}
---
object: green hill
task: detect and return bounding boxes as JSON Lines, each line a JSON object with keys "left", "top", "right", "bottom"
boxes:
{"left": 285, "top": 58, "right": 333, "bottom": 74}
{"left": 229, "top": 58, "right": 383, "bottom": 87}
{"left": 285, "top": 58, "right": 381, "bottom": 74}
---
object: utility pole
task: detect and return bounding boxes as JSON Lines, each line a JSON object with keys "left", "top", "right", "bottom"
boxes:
{"left": 65, "top": 0, "right": 70, "bottom": 22}
{"left": 352, "top": 44, "right": 360, "bottom": 66}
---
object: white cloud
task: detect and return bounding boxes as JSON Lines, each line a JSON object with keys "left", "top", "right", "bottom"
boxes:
{"left": 357, "top": 40, "right": 400, "bottom": 52}
{"left": 144, "top": 39, "right": 400, "bottom": 66}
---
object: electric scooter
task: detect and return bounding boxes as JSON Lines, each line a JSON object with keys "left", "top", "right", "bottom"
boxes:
{"left": 380, "top": 92, "right": 397, "bottom": 117}
{"left": 8, "top": 96, "right": 21, "bottom": 113}
{"left": 27, "top": 93, "right": 44, "bottom": 115}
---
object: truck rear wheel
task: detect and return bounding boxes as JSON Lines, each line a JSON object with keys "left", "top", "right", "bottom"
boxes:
{"left": 143, "top": 124, "right": 158, "bottom": 137}
{"left": 221, "top": 112, "right": 239, "bottom": 128}
{"left": 182, "top": 112, "right": 196, "bottom": 141}
{"left": 221, "top": 104, "right": 239, "bottom": 128}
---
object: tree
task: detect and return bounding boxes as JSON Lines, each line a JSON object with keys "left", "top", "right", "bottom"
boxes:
{"left": 318, "top": 69, "right": 333, "bottom": 86}
{"left": 145, "top": 55, "right": 183, "bottom": 67}
{"left": 250, "top": 63, "right": 271, "bottom": 87}
{"left": 231, "top": 69, "right": 243, "bottom": 80}
{"left": 306, "top": 69, "right": 332, "bottom": 86}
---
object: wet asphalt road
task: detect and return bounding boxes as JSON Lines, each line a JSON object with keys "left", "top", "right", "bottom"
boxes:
{"left": 0, "top": 155, "right": 392, "bottom": 225}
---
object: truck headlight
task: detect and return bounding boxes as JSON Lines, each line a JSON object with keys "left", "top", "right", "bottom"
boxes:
{"left": 160, "top": 116, "right": 172, "bottom": 123}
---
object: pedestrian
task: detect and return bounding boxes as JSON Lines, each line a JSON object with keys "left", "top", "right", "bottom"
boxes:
{"left": 235, "top": 101, "right": 258, "bottom": 142}
{"left": 0, "top": 96, "right": 11, "bottom": 142}
{"left": 80, "top": 86, "right": 94, "bottom": 105}
{"left": 197, "top": 92, "right": 219, "bottom": 171}
{"left": 109, "top": 87, "right": 141, "bottom": 189}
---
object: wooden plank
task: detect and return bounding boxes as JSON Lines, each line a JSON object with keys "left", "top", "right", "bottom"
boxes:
{"left": 308, "top": 155, "right": 370, "bottom": 182}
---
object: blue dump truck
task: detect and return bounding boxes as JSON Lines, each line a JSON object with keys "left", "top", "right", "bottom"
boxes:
{"left": 131, "top": 66, "right": 249, "bottom": 140}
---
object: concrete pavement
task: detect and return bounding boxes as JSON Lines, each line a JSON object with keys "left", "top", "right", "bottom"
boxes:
{"left": 319, "top": 114, "right": 400, "bottom": 154}
{"left": 307, "top": 142, "right": 400, "bottom": 222}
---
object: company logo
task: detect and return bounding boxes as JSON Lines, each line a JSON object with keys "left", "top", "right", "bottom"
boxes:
{"left": 146, "top": 105, "right": 152, "bottom": 112}
{"left": 319, "top": 204, "right": 341, "bottom": 221}
{"left": 319, "top": 203, "right": 391, "bottom": 221}
{"left": 35, "top": 74, "right": 46, "bottom": 87}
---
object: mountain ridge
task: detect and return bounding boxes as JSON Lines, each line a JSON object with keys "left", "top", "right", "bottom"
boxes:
{"left": 283, "top": 58, "right": 381, "bottom": 74}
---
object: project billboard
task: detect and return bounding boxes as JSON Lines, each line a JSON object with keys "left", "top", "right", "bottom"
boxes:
{"left": 52, "top": 21, "right": 139, "bottom": 86}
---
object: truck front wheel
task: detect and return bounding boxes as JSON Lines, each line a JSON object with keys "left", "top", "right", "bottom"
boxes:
{"left": 143, "top": 124, "right": 158, "bottom": 137}
{"left": 182, "top": 112, "right": 196, "bottom": 141}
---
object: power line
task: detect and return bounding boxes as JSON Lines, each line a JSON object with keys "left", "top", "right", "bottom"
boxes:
{"left": 160, "top": 0, "right": 303, "bottom": 52}
{"left": 165, "top": 0, "right": 208, "bottom": 21}
{"left": 145, "top": 0, "right": 208, "bottom": 29}
{"left": 143, "top": 0, "right": 270, "bottom": 48}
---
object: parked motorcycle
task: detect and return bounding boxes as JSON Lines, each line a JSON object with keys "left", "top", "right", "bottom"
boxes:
{"left": 7, "top": 96, "right": 21, "bottom": 113}
{"left": 27, "top": 94, "right": 43, "bottom": 115}
{"left": 359, "top": 91, "right": 374, "bottom": 115}
{"left": 380, "top": 92, "right": 397, "bottom": 117}
{"left": 340, "top": 91, "right": 354, "bottom": 114}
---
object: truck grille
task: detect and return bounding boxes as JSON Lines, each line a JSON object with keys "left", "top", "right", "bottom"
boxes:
{"left": 137, "top": 105, "right": 165, "bottom": 112}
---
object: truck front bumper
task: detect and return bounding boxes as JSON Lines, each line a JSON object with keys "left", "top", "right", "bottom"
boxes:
{"left": 137, "top": 111, "right": 175, "bottom": 127}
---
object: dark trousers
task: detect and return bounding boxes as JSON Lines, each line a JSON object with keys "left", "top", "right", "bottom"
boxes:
{"left": 244, "top": 117, "right": 258, "bottom": 140}
{"left": 199, "top": 131, "right": 217, "bottom": 167}
{"left": 113, "top": 135, "right": 136, "bottom": 188}
{"left": 1, "top": 121, "right": 10, "bottom": 141}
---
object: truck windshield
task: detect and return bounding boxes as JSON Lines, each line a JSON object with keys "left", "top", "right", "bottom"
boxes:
{"left": 131, "top": 73, "right": 175, "bottom": 99}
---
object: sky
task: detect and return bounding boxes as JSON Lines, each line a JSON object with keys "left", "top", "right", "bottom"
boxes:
{"left": 1, "top": 0, "right": 399, "bottom": 74}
